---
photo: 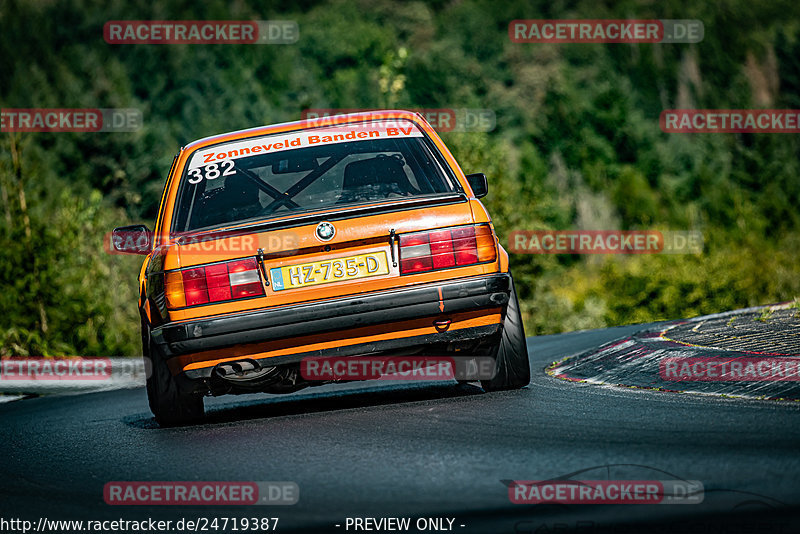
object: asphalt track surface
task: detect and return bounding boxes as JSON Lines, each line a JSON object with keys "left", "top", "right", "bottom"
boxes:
{"left": 2, "top": 323, "right": 800, "bottom": 533}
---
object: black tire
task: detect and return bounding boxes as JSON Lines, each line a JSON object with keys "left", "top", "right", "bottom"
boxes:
{"left": 481, "top": 278, "right": 531, "bottom": 391}
{"left": 144, "top": 327, "right": 204, "bottom": 426}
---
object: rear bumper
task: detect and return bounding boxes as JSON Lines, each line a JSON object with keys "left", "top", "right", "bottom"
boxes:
{"left": 151, "top": 273, "right": 511, "bottom": 375}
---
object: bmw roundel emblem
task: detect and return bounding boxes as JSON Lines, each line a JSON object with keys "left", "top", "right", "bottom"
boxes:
{"left": 316, "top": 221, "right": 336, "bottom": 241}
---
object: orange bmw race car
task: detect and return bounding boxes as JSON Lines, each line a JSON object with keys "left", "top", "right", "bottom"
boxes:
{"left": 112, "top": 110, "right": 529, "bottom": 425}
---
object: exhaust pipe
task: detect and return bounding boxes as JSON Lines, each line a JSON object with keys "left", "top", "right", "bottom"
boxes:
{"left": 213, "top": 359, "right": 276, "bottom": 381}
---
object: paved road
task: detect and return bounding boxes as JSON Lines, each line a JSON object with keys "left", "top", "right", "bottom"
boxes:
{"left": 2, "top": 323, "right": 800, "bottom": 533}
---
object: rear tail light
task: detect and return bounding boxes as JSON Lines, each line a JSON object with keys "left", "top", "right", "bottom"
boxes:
{"left": 165, "top": 257, "right": 265, "bottom": 309}
{"left": 399, "top": 224, "right": 497, "bottom": 274}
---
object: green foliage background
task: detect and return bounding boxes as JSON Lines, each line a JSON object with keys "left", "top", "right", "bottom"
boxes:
{"left": 1, "top": 0, "right": 799, "bottom": 356}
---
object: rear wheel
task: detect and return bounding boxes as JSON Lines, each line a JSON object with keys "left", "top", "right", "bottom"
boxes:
{"left": 144, "top": 327, "right": 204, "bottom": 426}
{"left": 481, "top": 279, "right": 531, "bottom": 391}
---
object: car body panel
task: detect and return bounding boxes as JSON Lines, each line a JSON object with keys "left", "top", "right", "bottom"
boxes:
{"left": 132, "top": 111, "right": 510, "bottom": 385}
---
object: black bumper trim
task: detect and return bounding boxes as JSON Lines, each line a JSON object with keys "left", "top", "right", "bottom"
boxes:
{"left": 183, "top": 324, "right": 502, "bottom": 379}
{"left": 152, "top": 274, "right": 510, "bottom": 358}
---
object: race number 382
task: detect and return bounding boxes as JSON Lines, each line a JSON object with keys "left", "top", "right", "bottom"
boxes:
{"left": 188, "top": 160, "right": 236, "bottom": 184}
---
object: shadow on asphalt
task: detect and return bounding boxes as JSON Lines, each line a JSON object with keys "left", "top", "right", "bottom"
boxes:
{"left": 123, "top": 381, "right": 489, "bottom": 429}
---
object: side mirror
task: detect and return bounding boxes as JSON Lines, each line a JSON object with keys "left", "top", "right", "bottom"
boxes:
{"left": 465, "top": 173, "right": 488, "bottom": 198}
{"left": 111, "top": 225, "right": 152, "bottom": 255}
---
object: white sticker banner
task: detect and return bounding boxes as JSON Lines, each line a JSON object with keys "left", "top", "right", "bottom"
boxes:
{"left": 189, "top": 121, "right": 424, "bottom": 170}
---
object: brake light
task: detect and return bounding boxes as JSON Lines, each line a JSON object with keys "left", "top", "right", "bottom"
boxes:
{"left": 182, "top": 267, "right": 208, "bottom": 306}
{"left": 399, "top": 225, "right": 497, "bottom": 274}
{"left": 165, "top": 258, "right": 265, "bottom": 309}
{"left": 452, "top": 227, "right": 479, "bottom": 265}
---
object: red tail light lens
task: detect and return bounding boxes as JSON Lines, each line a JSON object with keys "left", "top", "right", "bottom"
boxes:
{"left": 205, "top": 263, "right": 232, "bottom": 302}
{"left": 452, "top": 226, "right": 479, "bottom": 265}
{"left": 429, "top": 231, "right": 455, "bottom": 269}
{"left": 399, "top": 224, "right": 496, "bottom": 275}
{"left": 399, "top": 233, "right": 433, "bottom": 274}
{"left": 182, "top": 267, "right": 209, "bottom": 306}
{"left": 165, "top": 257, "right": 265, "bottom": 309}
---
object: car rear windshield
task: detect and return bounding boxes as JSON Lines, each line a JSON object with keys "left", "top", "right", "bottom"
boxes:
{"left": 172, "top": 119, "right": 461, "bottom": 232}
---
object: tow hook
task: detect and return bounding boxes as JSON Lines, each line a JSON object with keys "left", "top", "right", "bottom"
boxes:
{"left": 433, "top": 319, "right": 452, "bottom": 332}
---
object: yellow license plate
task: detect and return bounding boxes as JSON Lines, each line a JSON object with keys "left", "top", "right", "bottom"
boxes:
{"left": 269, "top": 251, "right": 389, "bottom": 291}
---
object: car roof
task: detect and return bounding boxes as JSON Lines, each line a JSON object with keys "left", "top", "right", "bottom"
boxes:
{"left": 183, "top": 110, "right": 433, "bottom": 153}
